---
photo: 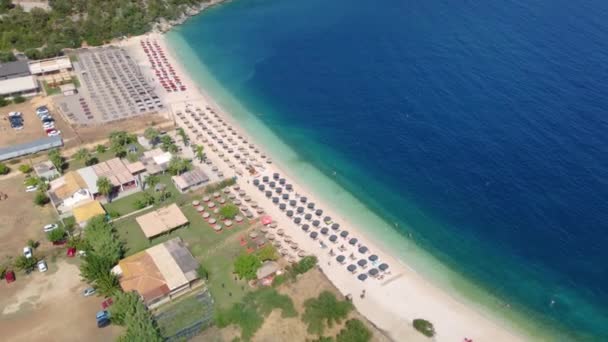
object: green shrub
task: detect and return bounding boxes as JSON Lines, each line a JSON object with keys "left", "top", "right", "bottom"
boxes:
{"left": 413, "top": 319, "right": 435, "bottom": 337}
{"left": 302, "top": 291, "right": 353, "bottom": 335}
{"left": 197, "top": 264, "right": 209, "bottom": 280}
{"left": 34, "top": 192, "right": 50, "bottom": 206}
{"left": 18, "top": 164, "right": 32, "bottom": 174}
{"left": 336, "top": 319, "right": 371, "bottom": 342}
{"left": 233, "top": 253, "right": 262, "bottom": 280}
{"left": 12, "top": 95, "right": 26, "bottom": 104}
{"left": 47, "top": 227, "right": 66, "bottom": 243}
{"left": 0, "top": 163, "right": 10, "bottom": 175}
{"left": 293, "top": 256, "right": 317, "bottom": 275}
{"left": 219, "top": 204, "right": 239, "bottom": 220}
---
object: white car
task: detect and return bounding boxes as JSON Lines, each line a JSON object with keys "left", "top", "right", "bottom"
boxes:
{"left": 47, "top": 130, "right": 61, "bottom": 137}
{"left": 83, "top": 287, "right": 96, "bottom": 296}
{"left": 8, "top": 111, "right": 22, "bottom": 117}
{"left": 43, "top": 223, "right": 58, "bottom": 233}
{"left": 36, "top": 107, "right": 49, "bottom": 117}
{"left": 37, "top": 260, "right": 48, "bottom": 273}
{"left": 43, "top": 122, "right": 55, "bottom": 129}
{"left": 23, "top": 246, "right": 33, "bottom": 259}
{"left": 25, "top": 185, "right": 38, "bottom": 192}
{"left": 40, "top": 114, "right": 53, "bottom": 121}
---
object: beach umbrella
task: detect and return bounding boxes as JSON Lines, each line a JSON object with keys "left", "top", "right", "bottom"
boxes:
{"left": 267, "top": 234, "right": 275, "bottom": 240}
{"left": 280, "top": 249, "right": 288, "bottom": 255}
{"left": 246, "top": 212, "right": 254, "bottom": 218}
{"left": 238, "top": 189, "right": 246, "bottom": 197}
{"left": 223, "top": 187, "right": 231, "bottom": 194}
{"left": 192, "top": 200, "right": 200, "bottom": 206}
{"left": 232, "top": 185, "right": 240, "bottom": 191}
{"left": 286, "top": 210, "right": 294, "bottom": 217}
{"left": 315, "top": 209, "right": 323, "bottom": 216}
{"left": 300, "top": 196, "right": 307, "bottom": 203}
{"left": 273, "top": 197, "right": 280, "bottom": 204}
{"left": 336, "top": 255, "right": 345, "bottom": 263}
{"left": 208, "top": 202, "right": 216, "bottom": 208}
{"left": 234, "top": 199, "right": 242, "bottom": 205}
{"left": 369, "top": 254, "right": 379, "bottom": 262}
{"left": 324, "top": 216, "right": 332, "bottom": 223}
{"left": 307, "top": 202, "right": 315, "bottom": 209}
{"left": 265, "top": 191, "right": 272, "bottom": 198}
{"left": 298, "top": 250, "right": 306, "bottom": 257}
{"left": 240, "top": 206, "right": 248, "bottom": 212}
{"left": 273, "top": 173, "right": 280, "bottom": 180}
{"left": 257, "top": 208, "right": 265, "bottom": 214}
{"left": 290, "top": 242, "right": 298, "bottom": 249}
{"left": 279, "top": 203, "right": 286, "bottom": 210}
{"left": 349, "top": 238, "right": 358, "bottom": 245}
{"left": 270, "top": 222, "right": 278, "bottom": 228}
{"left": 258, "top": 184, "right": 265, "bottom": 191}
{"left": 357, "top": 273, "right": 368, "bottom": 281}
{"left": 275, "top": 187, "right": 283, "bottom": 194}
{"left": 301, "top": 224, "right": 310, "bottom": 232}
{"left": 368, "top": 268, "right": 379, "bottom": 277}
{"left": 294, "top": 217, "right": 302, "bottom": 224}
{"left": 196, "top": 206, "right": 204, "bottom": 213}
{"left": 203, "top": 196, "right": 210, "bottom": 202}
{"left": 235, "top": 215, "right": 243, "bottom": 222}
{"left": 282, "top": 194, "right": 289, "bottom": 200}
{"left": 261, "top": 216, "right": 272, "bottom": 225}
{"left": 310, "top": 231, "right": 318, "bottom": 239}
{"left": 331, "top": 223, "right": 340, "bottom": 230}
{"left": 379, "top": 263, "right": 389, "bottom": 271}
{"left": 284, "top": 236, "right": 292, "bottom": 243}
{"left": 279, "top": 178, "right": 286, "bottom": 185}
{"left": 277, "top": 229, "right": 285, "bottom": 236}
{"left": 202, "top": 212, "right": 210, "bottom": 219}
{"left": 273, "top": 240, "right": 282, "bottom": 247}
{"left": 263, "top": 176, "right": 269, "bottom": 182}
{"left": 260, "top": 226, "right": 268, "bottom": 233}
{"left": 305, "top": 213, "right": 312, "bottom": 220}
{"left": 253, "top": 179, "right": 260, "bottom": 186}
{"left": 357, "top": 259, "right": 368, "bottom": 267}
{"left": 244, "top": 196, "right": 251, "bottom": 202}
{"left": 297, "top": 206, "right": 305, "bottom": 214}
{"left": 269, "top": 181, "right": 276, "bottom": 188}
{"left": 320, "top": 227, "right": 329, "bottom": 235}
{"left": 289, "top": 200, "right": 297, "bottom": 207}
{"left": 209, "top": 218, "right": 217, "bottom": 224}
{"left": 286, "top": 184, "right": 293, "bottom": 191}
{"left": 347, "top": 264, "right": 357, "bottom": 272}
{"left": 340, "top": 230, "right": 349, "bottom": 238}
{"left": 358, "top": 246, "right": 368, "bottom": 254}
{"left": 329, "top": 235, "right": 338, "bottom": 242}
{"left": 225, "top": 220, "right": 233, "bottom": 227}
{"left": 312, "top": 220, "right": 320, "bottom": 227}
{"left": 214, "top": 225, "right": 223, "bottom": 232}
{"left": 250, "top": 202, "right": 258, "bottom": 208}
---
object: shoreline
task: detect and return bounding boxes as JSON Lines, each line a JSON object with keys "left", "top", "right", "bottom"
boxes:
{"left": 122, "top": 28, "right": 532, "bottom": 341}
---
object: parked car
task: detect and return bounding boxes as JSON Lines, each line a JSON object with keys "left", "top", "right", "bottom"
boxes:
{"left": 96, "top": 310, "right": 110, "bottom": 322}
{"left": 42, "top": 122, "right": 55, "bottom": 129}
{"left": 40, "top": 114, "right": 53, "bottom": 122}
{"left": 47, "top": 130, "right": 61, "bottom": 137}
{"left": 23, "top": 247, "right": 33, "bottom": 259}
{"left": 36, "top": 106, "right": 49, "bottom": 117}
{"left": 83, "top": 287, "right": 96, "bottom": 297}
{"left": 97, "top": 318, "right": 111, "bottom": 328}
{"left": 8, "top": 111, "right": 22, "bottom": 117}
{"left": 43, "top": 223, "right": 58, "bottom": 233}
{"left": 25, "top": 185, "right": 38, "bottom": 192}
{"left": 5, "top": 270, "right": 15, "bottom": 284}
{"left": 37, "top": 260, "right": 48, "bottom": 272}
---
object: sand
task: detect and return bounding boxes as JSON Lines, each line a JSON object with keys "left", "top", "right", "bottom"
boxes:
{"left": 121, "top": 32, "right": 528, "bottom": 342}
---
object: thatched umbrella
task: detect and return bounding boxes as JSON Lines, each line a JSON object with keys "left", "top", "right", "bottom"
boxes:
{"left": 203, "top": 196, "right": 211, "bottom": 202}
{"left": 298, "top": 250, "right": 306, "bottom": 257}
{"left": 209, "top": 218, "right": 217, "bottom": 224}
{"left": 267, "top": 234, "right": 275, "bottom": 240}
{"left": 240, "top": 206, "right": 249, "bottom": 212}
{"left": 280, "top": 249, "right": 288, "bottom": 255}
{"left": 270, "top": 222, "right": 278, "bottom": 228}
{"left": 234, "top": 200, "right": 242, "bottom": 207}
{"left": 196, "top": 206, "right": 205, "bottom": 213}
{"left": 256, "top": 208, "right": 264, "bottom": 214}
{"left": 214, "top": 225, "right": 223, "bottom": 232}
{"left": 208, "top": 202, "right": 216, "bottom": 208}
{"left": 273, "top": 240, "right": 281, "bottom": 247}
{"left": 223, "top": 188, "right": 231, "bottom": 194}
{"left": 260, "top": 226, "right": 268, "bottom": 233}
{"left": 249, "top": 231, "right": 258, "bottom": 239}
{"left": 250, "top": 202, "right": 258, "bottom": 208}
{"left": 244, "top": 196, "right": 251, "bottom": 202}
{"left": 192, "top": 200, "right": 200, "bottom": 206}
{"left": 229, "top": 193, "right": 237, "bottom": 200}
{"left": 290, "top": 242, "right": 298, "bottom": 250}
{"left": 235, "top": 215, "right": 243, "bottom": 222}
{"left": 219, "top": 198, "right": 226, "bottom": 204}
{"left": 225, "top": 220, "right": 233, "bottom": 227}
{"left": 202, "top": 212, "right": 210, "bottom": 219}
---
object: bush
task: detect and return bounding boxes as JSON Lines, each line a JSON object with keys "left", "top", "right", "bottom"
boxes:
{"left": 272, "top": 274, "right": 287, "bottom": 287}
{"left": 302, "top": 291, "right": 353, "bottom": 335}
{"left": 0, "top": 96, "right": 8, "bottom": 107}
{"left": 293, "top": 256, "right": 317, "bottom": 275}
{"left": 336, "top": 319, "right": 371, "bottom": 342}
{"left": 95, "top": 144, "right": 107, "bottom": 154}
{"left": 204, "top": 178, "right": 237, "bottom": 194}
{"left": 34, "top": 192, "right": 50, "bottom": 206}
{"left": 12, "top": 95, "right": 26, "bottom": 104}
{"left": 197, "top": 264, "right": 209, "bottom": 280}
{"left": 233, "top": 253, "right": 262, "bottom": 280}
{"left": 256, "top": 245, "right": 278, "bottom": 262}
{"left": 18, "top": 164, "right": 32, "bottom": 174}
{"left": 413, "top": 319, "right": 435, "bottom": 337}
{"left": 14, "top": 255, "right": 38, "bottom": 272}
{"left": 107, "top": 209, "right": 120, "bottom": 219}
{"left": 0, "top": 163, "right": 10, "bottom": 175}
{"left": 62, "top": 216, "right": 77, "bottom": 233}
{"left": 219, "top": 204, "right": 239, "bottom": 220}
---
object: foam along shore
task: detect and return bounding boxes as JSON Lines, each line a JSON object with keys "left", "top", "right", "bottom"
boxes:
{"left": 122, "top": 32, "right": 527, "bottom": 342}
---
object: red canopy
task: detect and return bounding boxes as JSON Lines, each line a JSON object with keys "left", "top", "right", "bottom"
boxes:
{"left": 261, "top": 216, "right": 272, "bottom": 225}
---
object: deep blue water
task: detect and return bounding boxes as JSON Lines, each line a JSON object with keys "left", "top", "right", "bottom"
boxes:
{"left": 173, "top": 0, "right": 608, "bottom": 338}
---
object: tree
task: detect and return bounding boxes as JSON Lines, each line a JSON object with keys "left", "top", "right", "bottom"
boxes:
{"left": 74, "top": 148, "right": 90, "bottom": 161}
{"left": 84, "top": 215, "right": 123, "bottom": 263}
{"left": 233, "top": 253, "right": 261, "bottom": 280}
{"left": 47, "top": 227, "right": 66, "bottom": 243}
{"left": 95, "top": 144, "right": 107, "bottom": 154}
{"left": 96, "top": 176, "right": 113, "bottom": 201}
{"left": 144, "top": 127, "right": 160, "bottom": 145}
{"left": 94, "top": 271, "right": 120, "bottom": 297}
{"left": 219, "top": 204, "right": 239, "bottom": 220}
{"left": 413, "top": 319, "right": 435, "bottom": 337}
{"left": 34, "top": 192, "right": 50, "bottom": 206}
{"left": 12, "top": 95, "right": 26, "bottom": 104}
{"left": 80, "top": 253, "right": 115, "bottom": 284}
{"left": 336, "top": 319, "right": 371, "bottom": 342}
{"left": 167, "top": 156, "right": 192, "bottom": 175}
{"left": 160, "top": 134, "right": 176, "bottom": 152}
{"left": 293, "top": 255, "right": 317, "bottom": 275}
{"left": 118, "top": 299, "right": 163, "bottom": 342}
{"left": 18, "top": 164, "right": 32, "bottom": 174}
{"left": 256, "top": 245, "right": 278, "bottom": 262}
{"left": 177, "top": 127, "right": 189, "bottom": 146}
{"left": 14, "top": 255, "right": 38, "bottom": 271}
{"left": 302, "top": 291, "right": 353, "bottom": 335}
{"left": 110, "top": 291, "right": 141, "bottom": 326}
{"left": 193, "top": 144, "right": 206, "bottom": 162}
{"left": 0, "top": 163, "right": 9, "bottom": 175}
{"left": 48, "top": 149, "right": 64, "bottom": 173}
{"left": 27, "top": 239, "right": 39, "bottom": 249}
{"left": 143, "top": 174, "right": 160, "bottom": 191}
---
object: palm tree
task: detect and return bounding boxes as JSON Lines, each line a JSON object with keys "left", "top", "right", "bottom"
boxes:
{"left": 74, "top": 148, "right": 90, "bottom": 161}
{"left": 143, "top": 174, "right": 160, "bottom": 191}
{"left": 193, "top": 144, "right": 206, "bottom": 163}
{"left": 96, "top": 177, "right": 113, "bottom": 202}
{"left": 144, "top": 127, "right": 160, "bottom": 146}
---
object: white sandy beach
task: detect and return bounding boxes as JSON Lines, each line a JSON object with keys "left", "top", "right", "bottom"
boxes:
{"left": 122, "top": 32, "right": 527, "bottom": 342}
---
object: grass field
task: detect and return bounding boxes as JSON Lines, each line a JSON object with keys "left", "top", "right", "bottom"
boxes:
{"left": 103, "top": 174, "right": 182, "bottom": 217}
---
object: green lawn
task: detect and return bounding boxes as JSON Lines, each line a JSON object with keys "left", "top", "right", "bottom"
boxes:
{"left": 103, "top": 174, "right": 182, "bottom": 217}
{"left": 155, "top": 288, "right": 214, "bottom": 338}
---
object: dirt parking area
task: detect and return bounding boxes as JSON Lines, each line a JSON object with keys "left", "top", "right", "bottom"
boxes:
{"left": 0, "top": 174, "right": 57, "bottom": 261}
{"left": 0, "top": 260, "right": 122, "bottom": 342}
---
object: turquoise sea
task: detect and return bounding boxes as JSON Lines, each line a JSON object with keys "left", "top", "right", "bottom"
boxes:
{"left": 167, "top": 0, "right": 608, "bottom": 339}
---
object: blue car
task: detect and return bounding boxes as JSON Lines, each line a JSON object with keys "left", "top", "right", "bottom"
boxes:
{"left": 96, "top": 310, "right": 110, "bottom": 322}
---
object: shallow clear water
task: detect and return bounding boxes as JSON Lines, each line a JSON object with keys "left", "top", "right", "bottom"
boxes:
{"left": 168, "top": 0, "right": 608, "bottom": 339}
